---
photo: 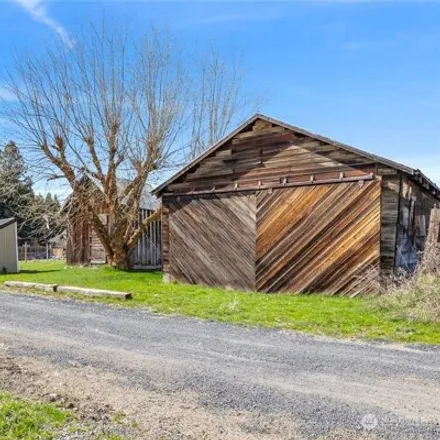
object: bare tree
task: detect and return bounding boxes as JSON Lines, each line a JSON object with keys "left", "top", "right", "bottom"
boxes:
{"left": 188, "top": 48, "right": 260, "bottom": 160}
{"left": 3, "top": 22, "right": 257, "bottom": 269}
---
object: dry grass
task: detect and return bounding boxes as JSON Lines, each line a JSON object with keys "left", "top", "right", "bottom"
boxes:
{"left": 375, "top": 246, "right": 440, "bottom": 323}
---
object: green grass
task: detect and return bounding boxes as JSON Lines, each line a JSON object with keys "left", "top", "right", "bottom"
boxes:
{"left": 0, "top": 392, "right": 126, "bottom": 440}
{"left": 0, "top": 392, "right": 69, "bottom": 439}
{"left": 1, "top": 260, "right": 440, "bottom": 345}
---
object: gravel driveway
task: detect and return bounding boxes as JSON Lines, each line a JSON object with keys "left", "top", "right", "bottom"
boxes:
{"left": 0, "top": 292, "right": 439, "bottom": 439}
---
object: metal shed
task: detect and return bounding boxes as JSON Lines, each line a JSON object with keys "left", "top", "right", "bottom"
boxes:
{"left": 0, "top": 218, "right": 19, "bottom": 273}
{"left": 153, "top": 114, "right": 440, "bottom": 296}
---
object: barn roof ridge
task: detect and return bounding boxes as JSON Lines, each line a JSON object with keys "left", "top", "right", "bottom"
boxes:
{"left": 152, "top": 113, "right": 440, "bottom": 198}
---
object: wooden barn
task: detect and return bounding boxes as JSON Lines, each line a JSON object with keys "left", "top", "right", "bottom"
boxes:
{"left": 66, "top": 176, "right": 162, "bottom": 270}
{"left": 153, "top": 114, "right": 440, "bottom": 295}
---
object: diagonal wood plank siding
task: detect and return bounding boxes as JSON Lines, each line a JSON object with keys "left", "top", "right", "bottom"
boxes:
{"left": 256, "top": 181, "right": 381, "bottom": 295}
{"left": 165, "top": 120, "right": 374, "bottom": 195}
{"left": 168, "top": 193, "right": 256, "bottom": 290}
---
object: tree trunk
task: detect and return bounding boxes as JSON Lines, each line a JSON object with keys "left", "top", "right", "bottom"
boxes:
{"left": 108, "top": 247, "right": 129, "bottom": 270}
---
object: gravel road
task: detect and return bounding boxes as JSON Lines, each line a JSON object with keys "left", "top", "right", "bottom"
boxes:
{"left": 0, "top": 292, "right": 439, "bottom": 439}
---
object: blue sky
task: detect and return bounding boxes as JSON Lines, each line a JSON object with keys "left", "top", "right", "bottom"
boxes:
{"left": 1, "top": 0, "right": 440, "bottom": 196}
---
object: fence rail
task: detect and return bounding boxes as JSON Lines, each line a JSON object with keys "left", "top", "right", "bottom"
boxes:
{"left": 18, "top": 245, "right": 64, "bottom": 261}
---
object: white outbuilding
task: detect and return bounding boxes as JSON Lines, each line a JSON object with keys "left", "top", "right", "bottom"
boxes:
{"left": 0, "top": 218, "right": 19, "bottom": 273}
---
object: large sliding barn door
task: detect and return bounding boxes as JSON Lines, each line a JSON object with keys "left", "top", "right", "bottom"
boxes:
{"left": 256, "top": 181, "right": 381, "bottom": 295}
{"left": 169, "top": 193, "right": 256, "bottom": 290}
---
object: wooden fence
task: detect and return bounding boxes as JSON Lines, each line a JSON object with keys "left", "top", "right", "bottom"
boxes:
{"left": 129, "top": 209, "right": 162, "bottom": 270}
{"left": 18, "top": 244, "right": 64, "bottom": 261}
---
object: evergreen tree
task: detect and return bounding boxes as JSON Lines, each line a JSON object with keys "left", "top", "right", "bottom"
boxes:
{"left": 0, "top": 141, "right": 66, "bottom": 244}
{"left": 0, "top": 141, "right": 34, "bottom": 239}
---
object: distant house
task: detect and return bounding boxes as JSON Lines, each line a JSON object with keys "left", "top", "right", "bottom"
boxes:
{"left": 153, "top": 114, "right": 440, "bottom": 296}
{"left": 66, "top": 174, "right": 161, "bottom": 270}
{"left": 0, "top": 218, "right": 19, "bottom": 273}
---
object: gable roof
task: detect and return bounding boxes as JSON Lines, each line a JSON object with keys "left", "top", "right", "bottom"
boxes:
{"left": 153, "top": 113, "right": 440, "bottom": 199}
{"left": 0, "top": 218, "right": 16, "bottom": 230}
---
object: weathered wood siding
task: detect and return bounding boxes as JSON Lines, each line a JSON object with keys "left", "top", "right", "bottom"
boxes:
{"left": 129, "top": 209, "right": 162, "bottom": 269}
{"left": 165, "top": 120, "right": 375, "bottom": 196}
{"left": 159, "top": 117, "right": 439, "bottom": 294}
{"left": 378, "top": 167, "right": 402, "bottom": 275}
{"left": 162, "top": 203, "right": 170, "bottom": 274}
{"left": 67, "top": 208, "right": 162, "bottom": 269}
{"left": 395, "top": 176, "right": 439, "bottom": 272}
{"left": 256, "top": 181, "right": 381, "bottom": 295}
{"left": 167, "top": 193, "right": 256, "bottom": 290}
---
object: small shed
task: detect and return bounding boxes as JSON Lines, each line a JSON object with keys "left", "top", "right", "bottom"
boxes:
{"left": 0, "top": 218, "right": 19, "bottom": 273}
{"left": 153, "top": 114, "right": 440, "bottom": 296}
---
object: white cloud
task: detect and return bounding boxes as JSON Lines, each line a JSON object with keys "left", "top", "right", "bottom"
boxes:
{"left": 12, "top": 0, "right": 74, "bottom": 48}
{"left": 0, "top": 86, "right": 17, "bottom": 102}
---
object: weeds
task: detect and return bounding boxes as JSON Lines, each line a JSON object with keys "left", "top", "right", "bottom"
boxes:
{"left": 375, "top": 246, "right": 440, "bottom": 323}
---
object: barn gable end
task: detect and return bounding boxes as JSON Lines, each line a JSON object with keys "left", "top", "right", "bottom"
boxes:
{"left": 162, "top": 118, "right": 377, "bottom": 195}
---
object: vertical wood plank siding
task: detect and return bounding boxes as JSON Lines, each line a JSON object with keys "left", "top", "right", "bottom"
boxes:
{"left": 129, "top": 209, "right": 162, "bottom": 270}
{"left": 256, "top": 181, "right": 381, "bottom": 295}
{"left": 162, "top": 204, "right": 170, "bottom": 274}
{"left": 167, "top": 193, "right": 256, "bottom": 290}
{"left": 395, "top": 176, "right": 439, "bottom": 272}
{"left": 379, "top": 168, "right": 402, "bottom": 275}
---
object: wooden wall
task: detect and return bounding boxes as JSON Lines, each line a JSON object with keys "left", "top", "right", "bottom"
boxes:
{"left": 256, "top": 181, "right": 381, "bottom": 295}
{"left": 129, "top": 209, "right": 162, "bottom": 270}
{"left": 67, "top": 208, "right": 162, "bottom": 270}
{"left": 163, "top": 181, "right": 381, "bottom": 295}
{"left": 165, "top": 119, "right": 375, "bottom": 196}
{"left": 395, "top": 176, "right": 439, "bottom": 272}
{"left": 166, "top": 193, "right": 256, "bottom": 290}
{"left": 160, "top": 117, "right": 440, "bottom": 293}
{"left": 378, "top": 167, "right": 402, "bottom": 276}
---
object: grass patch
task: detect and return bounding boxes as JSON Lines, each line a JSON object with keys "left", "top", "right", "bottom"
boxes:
{"left": 1, "top": 260, "right": 440, "bottom": 345}
{"left": 0, "top": 392, "right": 126, "bottom": 440}
{"left": 0, "top": 392, "right": 69, "bottom": 439}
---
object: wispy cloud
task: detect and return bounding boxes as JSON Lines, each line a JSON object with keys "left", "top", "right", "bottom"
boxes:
{"left": 12, "top": 0, "right": 73, "bottom": 48}
{"left": 0, "top": 86, "right": 17, "bottom": 102}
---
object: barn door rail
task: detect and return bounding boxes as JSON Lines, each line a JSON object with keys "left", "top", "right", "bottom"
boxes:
{"left": 163, "top": 173, "right": 376, "bottom": 197}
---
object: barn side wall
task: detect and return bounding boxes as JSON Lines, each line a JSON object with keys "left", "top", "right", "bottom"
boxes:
{"left": 378, "top": 167, "right": 402, "bottom": 276}
{"left": 395, "top": 176, "right": 439, "bottom": 272}
{"left": 66, "top": 209, "right": 90, "bottom": 265}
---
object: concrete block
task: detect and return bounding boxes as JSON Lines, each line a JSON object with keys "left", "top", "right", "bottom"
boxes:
{"left": 4, "top": 281, "right": 57, "bottom": 292}
{"left": 57, "top": 285, "right": 131, "bottom": 300}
